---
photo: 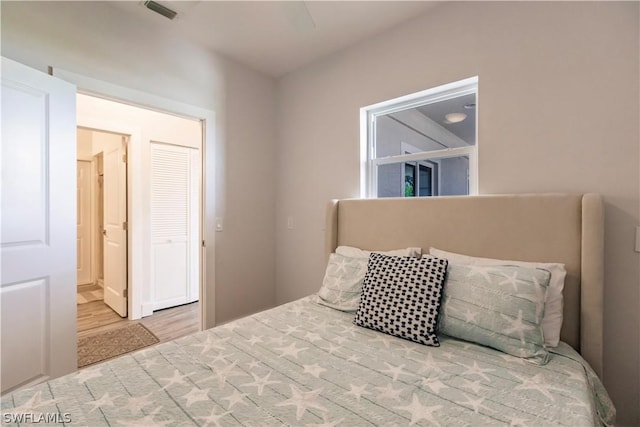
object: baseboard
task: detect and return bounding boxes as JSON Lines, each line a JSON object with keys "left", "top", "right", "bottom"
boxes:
{"left": 142, "top": 303, "right": 154, "bottom": 318}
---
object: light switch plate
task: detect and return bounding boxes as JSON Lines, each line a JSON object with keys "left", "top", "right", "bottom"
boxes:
{"left": 635, "top": 226, "right": 640, "bottom": 252}
{"left": 215, "top": 217, "right": 223, "bottom": 232}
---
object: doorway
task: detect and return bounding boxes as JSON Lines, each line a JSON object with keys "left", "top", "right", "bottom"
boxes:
{"left": 53, "top": 64, "right": 216, "bottom": 330}
{"left": 77, "top": 128, "right": 128, "bottom": 317}
{"left": 75, "top": 94, "right": 203, "bottom": 351}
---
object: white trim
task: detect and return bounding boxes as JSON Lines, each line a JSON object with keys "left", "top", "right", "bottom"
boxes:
{"left": 52, "top": 68, "right": 214, "bottom": 330}
{"left": 142, "top": 302, "right": 154, "bottom": 318}
{"left": 91, "top": 156, "right": 99, "bottom": 287}
{"left": 359, "top": 109, "right": 369, "bottom": 198}
{"left": 468, "top": 145, "right": 478, "bottom": 195}
{"left": 76, "top": 159, "right": 93, "bottom": 286}
{"left": 374, "top": 146, "right": 474, "bottom": 165}
{"left": 52, "top": 69, "right": 210, "bottom": 122}
{"left": 364, "top": 76, "right": 478, "bottom": 116}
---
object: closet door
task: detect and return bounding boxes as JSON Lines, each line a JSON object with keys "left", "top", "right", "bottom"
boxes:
{"left": 150, "top": 142, "right": 199, "bottom": 311}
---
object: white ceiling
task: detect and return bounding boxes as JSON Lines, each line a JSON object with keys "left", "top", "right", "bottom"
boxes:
{"left": 107, "top": 1, "right": 440, "bottom": 77}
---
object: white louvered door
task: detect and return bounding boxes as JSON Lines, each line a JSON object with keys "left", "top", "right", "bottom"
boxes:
{"left": 150, "top": 142, "right": 199, "bottom": 311}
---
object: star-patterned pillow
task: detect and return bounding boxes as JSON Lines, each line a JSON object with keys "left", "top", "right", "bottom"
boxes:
{"left": 317, "top": 253, "right": 368, "bottom": 312}
{"left": 430, "top": 247, "right": 566, "bottom": 347}
{"left": 439, "top": 264, "right": 551, "bottom": 364}
{"left": 354, "top": 253, "right": 448, "bottom": 346}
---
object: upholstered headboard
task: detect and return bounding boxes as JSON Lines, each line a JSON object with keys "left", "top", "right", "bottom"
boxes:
{"left": 325, "top": 194, "right": 604, "bottom": 377}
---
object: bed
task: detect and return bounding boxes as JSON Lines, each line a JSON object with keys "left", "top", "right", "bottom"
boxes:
{"left": 1, "top": 194, "right": 615, "bottom": 426}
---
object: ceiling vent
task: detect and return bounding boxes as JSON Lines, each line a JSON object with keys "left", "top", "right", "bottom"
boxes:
{"left": 143, "top": 1, "right": 178, "bottom": 20}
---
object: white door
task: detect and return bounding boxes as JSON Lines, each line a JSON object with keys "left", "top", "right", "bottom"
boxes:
{"left": 151, "top": 142, "right": 199, "bottom": 311}
{"left": 102, "top": 138, "right": 128, "bottom": 317}
{"left": 1, "top": 57, "right": 77, "bottom": 393}
{"left": 77, "top": 160, "right": 93, "bottom": 286}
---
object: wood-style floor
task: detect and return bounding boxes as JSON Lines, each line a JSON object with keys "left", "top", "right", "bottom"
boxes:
{"left": 77, "top": 299, "right": 201, "bottom": 344}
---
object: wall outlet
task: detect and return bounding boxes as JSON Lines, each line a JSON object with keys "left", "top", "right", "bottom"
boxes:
{"left": 287, "top": 216, "right": 294, "bottom": 230}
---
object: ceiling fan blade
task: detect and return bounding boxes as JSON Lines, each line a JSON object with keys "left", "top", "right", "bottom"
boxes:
{"left": 283, "top": 1, "right": 316, "bottom": 34}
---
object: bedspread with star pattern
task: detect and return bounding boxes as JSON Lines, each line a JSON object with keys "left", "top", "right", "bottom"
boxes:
{"left": 1, "top": 296, "right": 615, "bottom": 426}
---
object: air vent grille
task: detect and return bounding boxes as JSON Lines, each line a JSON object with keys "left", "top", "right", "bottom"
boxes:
{"left": 144, "top": 1, "right": 177, "bottom": 20}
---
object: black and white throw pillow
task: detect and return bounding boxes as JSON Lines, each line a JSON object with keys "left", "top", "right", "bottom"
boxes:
{"left": 354, "top": 253, "right": 448, "bottom": 346}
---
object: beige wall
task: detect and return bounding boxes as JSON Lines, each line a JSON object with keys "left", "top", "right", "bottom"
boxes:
{"left": 1, "top": 1, "right": 277, "bottom": 325}
{"left": 275, "top": 2, "right": 639, "bottom": 425}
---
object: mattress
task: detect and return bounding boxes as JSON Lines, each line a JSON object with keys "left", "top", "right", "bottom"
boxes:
{"left": 1, "top": 296, "right": 614, "bottom": 426}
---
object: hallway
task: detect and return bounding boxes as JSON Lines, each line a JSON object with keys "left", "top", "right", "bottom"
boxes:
{"left": 77, "top": 298, "right": 200, "bottom": 357}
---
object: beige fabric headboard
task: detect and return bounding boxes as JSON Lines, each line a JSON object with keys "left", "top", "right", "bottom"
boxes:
{"left": 325, "top": 193, "right": 604, "bottom": 377}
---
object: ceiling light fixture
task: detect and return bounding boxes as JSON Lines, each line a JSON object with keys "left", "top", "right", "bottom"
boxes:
{"left": 444, "top": 113, "right": 467, "bottom": 124}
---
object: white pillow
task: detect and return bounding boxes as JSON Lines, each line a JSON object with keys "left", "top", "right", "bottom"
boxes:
{"left": 317, "top": 253, "right": 368, "bottom": 312}
{"left": 336, "top": 245, "right": 421, "bottom": 259}
{"left": 429, "top": 247, "right": 566, "bottom": 347}
{"left": 317, "top": 248, "right": 422, "bottom": 312}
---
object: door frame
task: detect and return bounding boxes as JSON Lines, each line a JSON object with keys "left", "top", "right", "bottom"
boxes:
{"left": 76, "top": 159, "right": 93, "bottom": 286}
{"left": 54, "top": 68, "right": 215, "bottom": 329}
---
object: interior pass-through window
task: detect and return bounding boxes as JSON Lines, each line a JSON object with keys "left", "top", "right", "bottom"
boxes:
{"left": 361, "top": 77, "right": 478, "bottom": 198}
